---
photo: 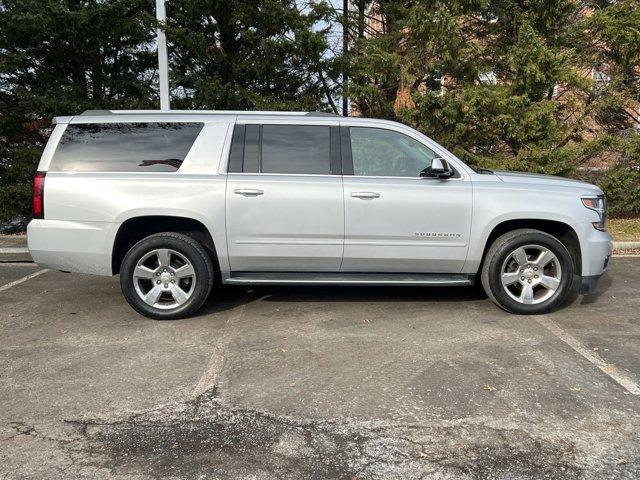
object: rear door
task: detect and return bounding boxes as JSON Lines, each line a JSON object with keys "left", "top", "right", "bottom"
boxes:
{"left": 225, "top": 120, "right": 344, "bottom": 271}
{"left": 341, "top": 124, "right": 473, "bottom": 273}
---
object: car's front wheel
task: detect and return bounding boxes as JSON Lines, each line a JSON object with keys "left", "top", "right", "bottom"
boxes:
{"left": 120, "top": 232, "right": 214, "bottom": 319}
{"left": 481, "top": 229, "right": 574, "bottom": 314}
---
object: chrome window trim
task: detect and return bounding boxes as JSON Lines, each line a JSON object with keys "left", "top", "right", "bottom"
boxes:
{"left": 342, "top": 174, "right": 467, "bottom": 182}
{"left": 226, "top": 172, "right": 342, "bottom": 178}
{"left": 225, "top": 171, "right": 466, "bottom": 181}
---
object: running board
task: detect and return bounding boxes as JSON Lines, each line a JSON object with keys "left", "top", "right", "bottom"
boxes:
{"left": 223, "top": 272, "right": 473, "bottom": 287}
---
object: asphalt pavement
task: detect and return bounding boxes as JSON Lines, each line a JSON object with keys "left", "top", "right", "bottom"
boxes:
{"left": 1, "top": 257, "right": 639, "bottom": 479}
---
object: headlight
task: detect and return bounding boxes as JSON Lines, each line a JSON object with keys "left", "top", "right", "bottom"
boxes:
{"left": 581, "top": 195, "right": 606, "bottom": 231}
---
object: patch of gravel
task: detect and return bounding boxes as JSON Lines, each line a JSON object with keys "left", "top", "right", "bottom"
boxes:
{"left": 58, "top": 388, "right": 639, "bottom": 480}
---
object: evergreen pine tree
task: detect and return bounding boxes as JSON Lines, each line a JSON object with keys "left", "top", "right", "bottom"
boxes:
{"left": 348, "top": 0, "right": 639, "bottom": 189}
{"left": 0, "top": 0, "right": 158, "bottom": 222}
{"left": 165, "top": 0, "right": 338, "bottom": 111}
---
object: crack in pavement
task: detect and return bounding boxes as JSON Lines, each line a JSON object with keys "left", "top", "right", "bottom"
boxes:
{"left": 192, "top": 295, "right": 255, "bottom": 398}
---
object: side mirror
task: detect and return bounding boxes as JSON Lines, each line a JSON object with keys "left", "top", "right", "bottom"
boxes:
{"left": 420, "top": 158, "right": 453, "bottom": 179}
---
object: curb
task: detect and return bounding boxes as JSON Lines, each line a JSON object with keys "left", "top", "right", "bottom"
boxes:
{"left": 613, "top": 241, "right": 640, "bottom": 250}
{"left": 0, "top": 248, "right": 28, "bottom": 254}
{"left": 0, "top": 248, "right": 32, "bottom": 262}
{"left": 0, "top": 235, "right": 30, "bottom": 262}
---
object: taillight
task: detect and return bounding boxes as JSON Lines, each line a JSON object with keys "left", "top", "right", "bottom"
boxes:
{"left": 32, "top": 172, "right": 46, "bottom": 219}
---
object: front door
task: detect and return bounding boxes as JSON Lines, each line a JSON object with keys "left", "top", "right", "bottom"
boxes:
{"left": 225, "top": 123, "right": 344, "bottom": 271}
{"left": 341, "top": 126, "right": 472, "bottom": 273}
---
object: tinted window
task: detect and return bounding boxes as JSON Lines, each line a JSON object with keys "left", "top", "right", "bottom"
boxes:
{"left": 228, "top": 124, "right": 245, "bottom": 173}
{"left": 50, "top": 122, "right": 203, "bottom": 172}
{"left": 243, "top": 125, "right": 260, "bottom": 173}
{"left": 350, "top": 127, "right": 437, "bottom": 177}
{"left": 261, "top": 125, "right": 331, "bottom": 174}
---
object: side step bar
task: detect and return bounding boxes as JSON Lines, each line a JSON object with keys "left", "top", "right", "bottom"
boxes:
{"left": 223, "top": 272, "right": 473, "bottom": 287}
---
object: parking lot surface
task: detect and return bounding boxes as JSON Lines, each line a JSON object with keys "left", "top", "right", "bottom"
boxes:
{"left": 1, "top": 258, "right": 639, "bottom": 479}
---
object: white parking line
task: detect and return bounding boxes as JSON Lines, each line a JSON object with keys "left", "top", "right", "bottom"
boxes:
{"left": 0, "top": 269, "right": 49, "bottom": 293}
{"left": 536, "top": 316, "right": 640, "bottom": 395}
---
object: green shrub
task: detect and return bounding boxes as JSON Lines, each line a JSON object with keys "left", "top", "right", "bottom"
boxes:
{"left": 0, "top": 184, "right": 31, "bottom": 223}
{"left": 598, "top": 167, "right": 640, "bottom": 216}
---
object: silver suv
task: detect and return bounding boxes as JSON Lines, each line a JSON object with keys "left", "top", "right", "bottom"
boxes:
{"left": 27, "top": 110, "right": 612, "bottom": 319}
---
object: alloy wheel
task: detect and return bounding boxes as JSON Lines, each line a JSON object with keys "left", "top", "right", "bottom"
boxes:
{"left": 132, "top": 248, "right": 197, "bottom": 310}
{"left": 500, "top": 244, "right": 562, "bottom": 305}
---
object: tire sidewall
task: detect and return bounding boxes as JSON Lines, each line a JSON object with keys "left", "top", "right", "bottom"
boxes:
{"left": 487, "top": 232, "right": 574, "bottom": 314}
{"left": 120, "top": 234, "right": 212, "bottom": 320}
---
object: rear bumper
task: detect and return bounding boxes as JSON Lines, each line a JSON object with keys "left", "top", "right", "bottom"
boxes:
{"left": 27, "top": 219, "right": 114, "bottom": 275}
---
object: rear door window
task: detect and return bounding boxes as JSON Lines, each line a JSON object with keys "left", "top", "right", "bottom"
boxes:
{"left": 261, "top": 125, "right": 331, "bottom": 175}
{"left": 50, "top": 122, "right": 203, "bottom": 172}
{"left": 228, "top": 124, "right": 337, "bottom": 175}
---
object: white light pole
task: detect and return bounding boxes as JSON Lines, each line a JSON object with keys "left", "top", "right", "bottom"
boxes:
{"left": 156, "top": 0, "right": 170, "bottom": 110}
{"left": 342, "top": 0, "right": 348, "bottom": 116}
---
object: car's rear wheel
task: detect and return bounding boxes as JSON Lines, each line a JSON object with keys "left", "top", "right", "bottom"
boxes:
{"left": 120, "top": 232, "right": 214, "bottom": 319}
{"left": 481, "top": 229, "right": 574, "bottom": 314}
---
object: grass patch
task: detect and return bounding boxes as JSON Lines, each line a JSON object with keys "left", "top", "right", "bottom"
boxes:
{"left": 608, "top": 217, "right": 640, "bottom": 241}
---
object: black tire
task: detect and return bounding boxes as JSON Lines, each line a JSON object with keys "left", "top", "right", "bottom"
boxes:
{"left": 120, "top": 232, "right": 214, "bottom": 320}
{"left": 481, "top": 229, "right": 574, "bottom": 315}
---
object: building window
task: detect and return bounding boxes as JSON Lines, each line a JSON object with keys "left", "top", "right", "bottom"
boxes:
{"left": 592, "top": 65, "right": 611, "bottom": 89}
{"left": 479, "top": 71, "right": 497, "bottom": 85}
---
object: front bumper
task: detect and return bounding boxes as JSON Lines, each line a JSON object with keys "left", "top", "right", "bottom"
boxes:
{"left": 579, "top": 274, "right": 604, "bottom": 295}
{"left": 575, "top": 222, "right": 611, "bottom": 295}
{"left": 579, "top": 224, "right": 612, "bottom": 277}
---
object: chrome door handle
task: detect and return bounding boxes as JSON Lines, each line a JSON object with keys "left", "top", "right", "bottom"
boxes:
{"left": 234, "top": 188, "right": 264, "bottom": 196}
{"left": 350, "top": 191, "right": 380, "bottom": 199}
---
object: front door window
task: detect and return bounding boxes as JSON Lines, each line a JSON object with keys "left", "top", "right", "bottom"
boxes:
{"left": 349, "top": 127, "right": 437, "bottom": 177}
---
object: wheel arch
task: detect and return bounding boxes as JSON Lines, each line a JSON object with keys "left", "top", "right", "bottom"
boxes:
{"left": 478, "top": 219, "right": 582, "bottom": 277}
{"left": 111, "top": 215, "right": 220, "bottom": 276}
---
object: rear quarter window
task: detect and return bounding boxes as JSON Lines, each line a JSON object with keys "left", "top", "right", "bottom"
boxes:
{"left": 49, "top": 122, "right": 204, "bottom": 172}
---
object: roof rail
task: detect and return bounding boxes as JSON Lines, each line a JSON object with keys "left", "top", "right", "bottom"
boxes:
{"left": 80, "top": 109, "right": 331, "bottom": 116}
{"left": 305, "top": 111, "right": 338, "bottom": 117}
{"left": 80, "top": 110, "right": 113, "bottom": 116}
